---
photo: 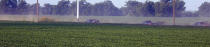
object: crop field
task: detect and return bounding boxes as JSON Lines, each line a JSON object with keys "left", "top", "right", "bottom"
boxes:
{"left": 0, "top": 22, "right": 210, "bottom": 47}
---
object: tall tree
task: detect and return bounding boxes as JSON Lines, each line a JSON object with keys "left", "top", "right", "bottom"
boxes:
{"left": 92, "top": 0, "right": 122, "bottom": 16}
{"left": 155, "top": 0, "right": 185, "bottom": 17}
{"left": 0, "top": 0, "right": 18, "bottom": 14}
{"left": 29, "top": 3, "right": 40, "bottom": 15}
{"left": 79, "top": 0, "right": 92, "bottom": 16}
{"left": 71, "top": 0, "right": 93, "bottom": 16}
{"left": 142, "top": 1, "right": 155, "bottom": 16}
{"left": 17, "top": 0, "right": 30, "bottom": 14}
{"left": 122, "top": 0, "right": 185, "bottom": 17}
{"left": 161, "top": 0, "right": 171, "bottom": 3}
{"left": 198, "top": 2, "right": 210, "bottom": 17}
{"left": 55, "top": 0, "right": 71, "bottom": 15}
{"left": 41, "top": 4, "right": 56, "bottom": 15}
{"left": 122, "top": 0, "right": 143, "bottom": 16}
{"left": 0, "top": 0, "right": 30, "bottom": 14}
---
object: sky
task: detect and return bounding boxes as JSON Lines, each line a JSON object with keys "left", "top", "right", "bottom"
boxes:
{"left": 25, "top": 0, "right": 210, "bottom": 11}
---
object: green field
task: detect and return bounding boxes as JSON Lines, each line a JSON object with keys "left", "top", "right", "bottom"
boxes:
{"left": 0, "top": 22, "right": 210, "bottom": 47}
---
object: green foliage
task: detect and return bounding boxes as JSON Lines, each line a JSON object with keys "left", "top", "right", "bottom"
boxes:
{"left": 142, "top": 1, "right": 155, "bottom": 16}
{"left": 42, "top": 4, "right": 56, "bottom": 15}
{"left": 0, "top": 0, "right": 18, "bottom": 14}
{"left": 121, "top": 1, "right": 143, "bottom": 16}
{"left": 71, "top": 0, "right": 93, "bottom": 16}
{"left": 0, "top": 0, "right": 206, "bottom": 17}
{"left": 0, "top": 22, "right": 210, "bottom": 47}
{"left": 154, "top": 0, "right": 185, "bottom": 17}
{"left": 92, "top": 0, "right": 122, "bottom": 16}
{"left": 199, "top": 2, "right": 210, "bottom": 17}
{"left": 17, "top": 0, "right": 30, "bottom": 14}
{"left": 0, "top": 0, "right": 30, "bottom": 14}
{"left": 122, "top": 0, "right": 185, "bottom": 17}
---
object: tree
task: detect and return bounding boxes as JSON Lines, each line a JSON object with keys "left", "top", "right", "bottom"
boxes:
{"left": 17, "top": 0, "right": 30, "bottom": 14}
{"left": 174, "top": 0, "right": 185, "bottom": 17}
{"left": 0, "top": 0, "right": 18, "bottom": 14}
{"left": 154, "top": 1, "right": 173, "bottom": 17}
{"left": 79, "top": 0, "right": 92, "bottom": 16}
{"left": 28, "top": 3, "right": 40, "bottom": 15}
{"left": 142, "top": 1, "right": 155, "bottom": 16}
{"left": 92, "top": 0, "right": 122, "bottom": 16}
{"left": 55, "top": 0, "right": 71, "bottom": 15}
{"left": 71, "top": 0, "right": 93, "bottom": 16}
{"left": 161, "top": 0, "right": 172, "bottom": 3}
{"left": 0, "top": 0, "right": 30, "bottom": 14}
{"left": 122, "top": 0, "right": 185, "bottom": 17}
{"left": 41, "top": 3, "right": 56, "bottom": 15}
{"left": 121, "top": 0, "right": 143, "bottom": 16}
{"left": 198, "top": 2, "right": 210, "bottom": 17}
{"left": 154, "top": 0, "right": 185, "bottom": 17}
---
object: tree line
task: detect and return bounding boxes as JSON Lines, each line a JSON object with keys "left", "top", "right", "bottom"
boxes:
{"left": 0, "top": 0, "right": 209, "bottom": 17}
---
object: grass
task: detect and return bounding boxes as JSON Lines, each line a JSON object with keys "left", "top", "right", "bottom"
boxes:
{"left": 0, "top": 22, "right": 210, "bottom": 47}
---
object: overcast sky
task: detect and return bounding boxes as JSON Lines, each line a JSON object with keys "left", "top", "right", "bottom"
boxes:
{"left": 25, "top": 0, "right": 210, "bottom": 11}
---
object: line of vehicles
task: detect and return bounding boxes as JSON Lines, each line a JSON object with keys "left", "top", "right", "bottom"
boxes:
{"left": 85, "top": 19, "right": 210, "bottom": 26}
{"left": 38, "top": 17, "right": 210, "bottom": 26}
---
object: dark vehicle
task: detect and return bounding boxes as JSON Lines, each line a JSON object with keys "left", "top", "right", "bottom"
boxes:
{"left": 85, "top": 19, "right": 100, "bottom": 23}
{"left": 142, "top": 20, "right": 165, "bottom": 25}
{"left": 194, "top": 21, "right": 209, "bottom": 26}
{"left": 143, "top": 20, "right": 153, "bottom": 25}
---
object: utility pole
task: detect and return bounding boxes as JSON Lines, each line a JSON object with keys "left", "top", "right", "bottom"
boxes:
{"left": 172, "top": 0, "right": 176, "bottom": 25}
{"left": 36, "top": 0, "right": 39, "bottom": 22}
{"left": 76, "top": 0, "right": 80, "bottom": 22}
